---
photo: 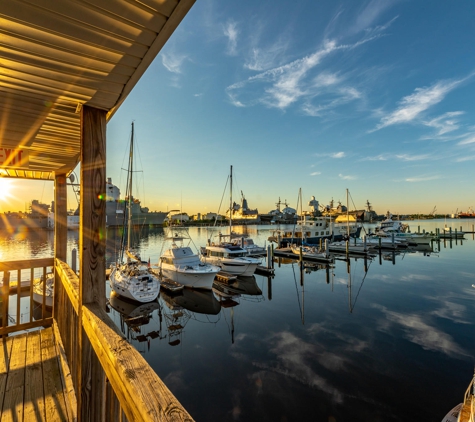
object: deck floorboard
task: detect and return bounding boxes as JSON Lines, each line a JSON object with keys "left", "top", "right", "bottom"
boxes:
{"left": 0, "top": 327, "right": 74, "bottom": 421}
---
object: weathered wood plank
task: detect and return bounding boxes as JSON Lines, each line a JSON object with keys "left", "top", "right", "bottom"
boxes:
{"left": 40, "top": 328, "right": 69, "bottom": 421}
{"left": 54, "top": 173, "right": 68, "bottom": 262}
{"left": 55, "top": 259, "right": 79, "bottom": 314}
{"left": 0, "top": 258, "right": 54, "bottom": 272}
{"left": 53, "top": 322, "right": 77, "bottom": 422}
{"left": 0, "top": 319, "right": 53, "bottom": 336}
{"left": 79, "top": 105, "right": 107, "bottom": 422}
{"left": 82, "top": 302, "right": 194, "bottom": 422}
{"left": 2, "top": 334, "right": 27, "bottom": 421}
{"left": 0, "top": 336, "right": 14, "bottom": 416}
{"left": 24, "top": 330, "right": 46, "bottom": 421}
{"left": 1, "top": 386, "right": 24, "bottom": 422}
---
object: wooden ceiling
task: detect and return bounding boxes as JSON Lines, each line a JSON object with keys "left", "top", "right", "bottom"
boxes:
{"left": 0, "top": 0, "right": 194, "bottom": 180}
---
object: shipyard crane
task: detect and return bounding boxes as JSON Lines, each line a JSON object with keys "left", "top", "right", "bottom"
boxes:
{"left": 429, "top": 206, "right": 437, "bottom": 216}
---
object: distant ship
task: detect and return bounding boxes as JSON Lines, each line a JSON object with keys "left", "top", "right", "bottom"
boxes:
{"left": 259, "top": 197, "right": 297, "bottom": 224}
{"left": 458, "top": 207, "right": 475, "bottom": 218}
{"left": 104, "top": 178, "right": 167, "bottom": 227}
{"left": 47, "top": 177, "right": 168, "bottom": 229}
{"left": 227, "top": 190, "right": 260, "bottom": 224}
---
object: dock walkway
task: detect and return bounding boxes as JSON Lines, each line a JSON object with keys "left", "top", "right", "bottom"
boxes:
{"left": 0, "top": 326, "right": 76, "bottom": 421}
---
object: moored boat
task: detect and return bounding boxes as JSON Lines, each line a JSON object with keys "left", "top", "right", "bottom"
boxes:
{"left": 109, "top": 122, "right": 160, "bottom": 303}
{"left": 201, "top": 166, "right": 261, "bottom": 276}
{"left": 159, "top": 228, "right": 220, "bottom": 290}
{"left": 32, "top": 272, "right": 54, "bottom": 308}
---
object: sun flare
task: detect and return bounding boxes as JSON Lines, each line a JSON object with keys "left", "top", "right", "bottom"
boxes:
{"left": 0, "top": 177, "right": 14, "bottom": 201}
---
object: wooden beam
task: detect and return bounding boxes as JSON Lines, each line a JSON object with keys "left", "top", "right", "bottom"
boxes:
{"left": 78, "top": 105, "right": 107, "bottom": 422}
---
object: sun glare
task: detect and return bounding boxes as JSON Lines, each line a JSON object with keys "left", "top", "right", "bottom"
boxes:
{"left": 0, "top": 177, "right": 14, "bottom": 201}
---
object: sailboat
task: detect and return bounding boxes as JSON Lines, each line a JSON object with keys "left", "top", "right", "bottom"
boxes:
{"left": 201, "top": 166, "right": 261, "bottom": 276}
{"left": 109, "top": 122, "right": 160, "bottom": 303}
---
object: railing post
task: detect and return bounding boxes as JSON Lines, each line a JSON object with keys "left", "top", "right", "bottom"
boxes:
{"left": 1, "top": 271, "right": 9, "bottom": 335}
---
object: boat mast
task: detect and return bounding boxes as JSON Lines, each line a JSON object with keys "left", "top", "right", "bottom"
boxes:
{"left": 346, "top": 188, "right": 349, "bottom": 237}
{"left": 127, "top": 122, "right": 134, "bottom": 251}
{"left": 229, "top": 165, "right": 233, "bottom": 236}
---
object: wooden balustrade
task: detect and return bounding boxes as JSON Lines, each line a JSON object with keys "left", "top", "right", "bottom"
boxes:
{"left": 0, "top": 258, "right": 54, "bottom": 336}
{"left": 0, "top": 257, "right": 194, "bottom": 421}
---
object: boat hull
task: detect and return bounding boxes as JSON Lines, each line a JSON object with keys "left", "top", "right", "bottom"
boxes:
{"left": 202, "top": 257, "right": 259, "bottom": 276}
{"left": 161, "top": 267, "right": 218, "bottom": 290}
{"left": 109, "top": 267, "right": 160, "bottom": 303}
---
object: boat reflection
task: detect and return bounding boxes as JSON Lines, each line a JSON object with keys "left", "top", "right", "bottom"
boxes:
{"left": 108, "top": 293, "right": 163, "bottom": 351}
{"left": 212, "top": 275, "right": 264, "bottom": 302}
{"left": 166, "top": 287, "right": 221, "bottom": 315}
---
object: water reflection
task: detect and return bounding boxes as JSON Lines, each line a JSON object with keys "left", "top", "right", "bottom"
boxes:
{"left": 108, "top": 293, "right": 163, "bottom": 352}
{"left": 1, "top": 221, "right": 475, "bottom": 421}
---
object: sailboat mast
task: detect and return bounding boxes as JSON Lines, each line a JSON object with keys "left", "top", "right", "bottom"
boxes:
{"left": 346, "top": 188, "right": 349, "bottom": 237}
{"left": 229, "top": 165, "right": 233, "bottom": 236}
{"left": 127, "top": 122, "right": 134, "bottom": 250}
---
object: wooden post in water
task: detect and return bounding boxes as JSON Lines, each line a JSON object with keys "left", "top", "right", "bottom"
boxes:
{"left": 72, "top": 249, "right": 77, "bottom": 274}
{"left": 266, "top": 245, "right": 272, "bottom": 269}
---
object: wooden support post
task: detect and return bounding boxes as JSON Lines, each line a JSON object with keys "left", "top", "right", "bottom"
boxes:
{"left": 78, "top": 105, "right": 107, "bottom": 422}
{"left": 54, "top": 173, "right": 68, "bottom": 321}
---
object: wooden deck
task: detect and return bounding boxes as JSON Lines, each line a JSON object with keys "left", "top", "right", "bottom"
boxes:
{"left": 0, "top": 326, "right": 76, "bottom": 421}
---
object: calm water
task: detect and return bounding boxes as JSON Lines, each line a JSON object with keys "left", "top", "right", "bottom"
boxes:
{"left": 1, "top": 219, "right": 475, "bottom": 421}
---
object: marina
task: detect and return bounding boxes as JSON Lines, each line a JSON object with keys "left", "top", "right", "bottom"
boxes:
{"left": 0, "top": 1, "right": 474, "bottom": 421}
{"left": 1, "top": 220, "right": 474, "bottom": 421}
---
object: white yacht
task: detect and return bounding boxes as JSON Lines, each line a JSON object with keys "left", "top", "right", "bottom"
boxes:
{"left": 201, "top": 242, "right": 261, "bottom": 276}
{"left": 160, "top": 230, "right": 220, "bottom": 290}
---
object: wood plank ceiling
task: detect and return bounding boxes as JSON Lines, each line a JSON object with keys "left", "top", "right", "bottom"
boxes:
{"left": 0, "top": 0, "right": 194, "bottom": 180}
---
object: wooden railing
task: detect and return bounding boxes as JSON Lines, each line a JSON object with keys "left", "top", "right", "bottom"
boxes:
{"left": 0, "top": 258, "right": 54, "bottom": 336}
{"left": 1, "top": 257, "right": 194, "bottom": 421}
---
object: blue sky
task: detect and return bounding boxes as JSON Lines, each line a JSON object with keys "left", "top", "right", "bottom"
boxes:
{"left": 3, "top": 0, "right": 475, "bottom": 216}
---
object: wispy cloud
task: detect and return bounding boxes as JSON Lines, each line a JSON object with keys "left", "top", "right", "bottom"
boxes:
{"left": 310, "top": 171, "right": 321, "bottom": 176}
{"left": 315, "top": 151, "right": 346, "bottom": 158}
{"left": 161, "top": 52, "right": 187, "bottom": 74}
{"left": 244, "top": 36, "right": 290, "bottom": 71}
{"left": 395, "top": 153, "right": 431, "bottom": 161}
{"left": 223, "top": 20, "right": 239, "bottom": 56}
{"left": 360, "top": 154, "right": 390, "bottom": 161}
{"left": 455, "top": 155, "right": 475, "bottom": 162}
{"left": 423, "top": 111, "right": 464, "bottom": 135}
{"left": 373, "top": 79, "right": 465, "bottom": 131}
{"left": 458, "top": 135, "right": 475, "bottom": 146}
{"left": 339, "top": 173, "right": 356, "bottom": 180}
{"left": 226, "top": 37, "right": 369, "bottom": 111}
{"left": 405, "top": 175, "right": 440, "bottom": 182}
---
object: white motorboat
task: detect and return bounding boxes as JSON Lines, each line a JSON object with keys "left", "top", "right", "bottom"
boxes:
{"left": 290, "top": 244, "right": 332, "bottom": 262}
{"left": 230, "top": 235, "right": 266, "bottom": 256}
{"left": 201, "top": 243, "right": 261, "bottom": 276}
{"left": 33, "top": 272, "right": 54, "bottom": 308}
{"left": 375, "top": 212, "right": 409, "bottom": 235}
{"left": 328, "top": 238, "right": 375, "bottom": 255}
{"left": 201, "top": 166, "right": 261, "bottom": 276}
{"left": 109, "top": 122, "right": 160, "bottom": 303}
{"left": 364, "top": 235, "right": 409, "bottom": 249}
{"left": 160, "top": 229, "right": 220, "bottom": 290}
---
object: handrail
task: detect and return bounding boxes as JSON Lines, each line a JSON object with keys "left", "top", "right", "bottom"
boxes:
{"left": 82, "top": 302, "right": 194, "bottom": 422}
